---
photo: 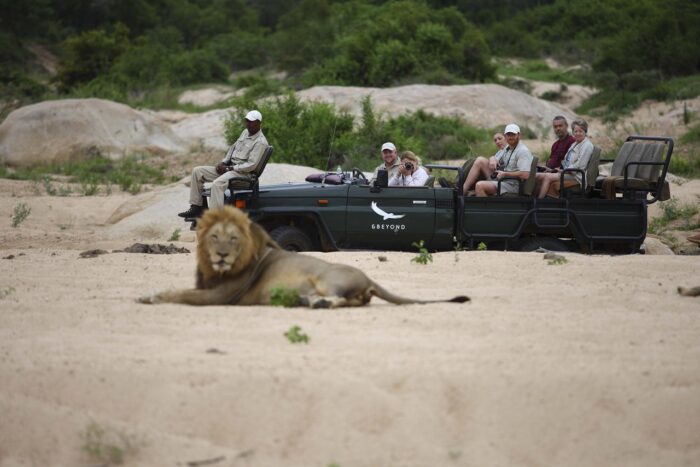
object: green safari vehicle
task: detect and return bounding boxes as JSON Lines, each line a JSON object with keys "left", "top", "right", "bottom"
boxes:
{"left": 189, "top": 136, "right": 674, "bottom": 254}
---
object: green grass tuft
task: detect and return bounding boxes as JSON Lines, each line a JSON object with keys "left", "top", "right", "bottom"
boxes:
{"left": 270, "top": 285, "right": 301, "bottom": 307}
{"left": 11, "top": 203, "right": 31, "bottom": 227}
{"left": 284, "top": 325, "right": 309, "bottom": 344}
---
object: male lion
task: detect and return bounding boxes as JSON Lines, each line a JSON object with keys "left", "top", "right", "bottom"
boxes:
{"left": 139, "top": 206, "right": 469, "bottom": 308}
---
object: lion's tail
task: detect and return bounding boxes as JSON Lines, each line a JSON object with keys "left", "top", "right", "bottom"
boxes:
{"left": 369, "top": 281, "right": 469, "bottom": 305}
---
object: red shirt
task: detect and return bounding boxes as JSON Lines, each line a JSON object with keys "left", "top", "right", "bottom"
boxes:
{"left": 547, "top": 134, "right": 575, "bottom": 169}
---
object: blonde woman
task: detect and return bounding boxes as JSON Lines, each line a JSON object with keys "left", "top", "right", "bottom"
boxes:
{"left": 389, "top": 151, "right": 430, "bottom": 187}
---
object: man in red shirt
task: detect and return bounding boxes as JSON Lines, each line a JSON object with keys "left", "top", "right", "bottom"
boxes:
{"left": 544, "top": 115, "right": 575, "bottom": 171}
{"left": 534, "top": 116, "right": 576, "bottom": 193}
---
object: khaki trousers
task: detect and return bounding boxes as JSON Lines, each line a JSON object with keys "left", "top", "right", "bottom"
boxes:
{"left": 189, "top": 166, "right": 247, "bottom": 209}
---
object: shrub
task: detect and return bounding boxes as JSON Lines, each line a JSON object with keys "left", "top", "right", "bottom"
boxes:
{"left": 11, "top": 203, "right": 31, "bottom": 227}
{"left": 270, "top": 285, "right": 301, "bottom": 307}
{"left": 284, "top": 325, "right": 309, "bottom": 344}
{"left": 224, "top": 96, "right": 490, "bottom": 171}
{"left": 56, "top": 25, "right": 129, "bottom": 92}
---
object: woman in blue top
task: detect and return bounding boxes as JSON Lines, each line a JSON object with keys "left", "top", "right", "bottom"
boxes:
{"left": 536, "top": 119, "right": 593, "bottom": 198}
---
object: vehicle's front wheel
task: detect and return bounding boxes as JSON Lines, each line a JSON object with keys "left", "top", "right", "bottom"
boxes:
{"left": 517, "top": 237, "right": 573, "bottom": 252}
{"left": 269, "top": 225, "right": 313, "bottom": 252}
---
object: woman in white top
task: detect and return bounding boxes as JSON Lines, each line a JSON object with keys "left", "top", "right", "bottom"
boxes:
{"left": 536, "top": 119, "right": 594, "bottom": 198}
{"left": 389, "top": 151, "right": 430, "bottom": 187}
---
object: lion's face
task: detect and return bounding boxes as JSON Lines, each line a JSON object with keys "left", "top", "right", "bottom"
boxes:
{"left": 195, "top": 207, "right": 278, "bottom": 283}
{"left": 202, "top": 219, "right": 247, "bottom": 273}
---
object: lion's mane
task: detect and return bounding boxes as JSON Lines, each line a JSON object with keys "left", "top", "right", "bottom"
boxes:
{"left": 195, "top": 206, "right": 277, "bottom": 286}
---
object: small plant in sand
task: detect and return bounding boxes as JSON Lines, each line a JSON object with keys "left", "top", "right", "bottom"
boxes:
{"left": 168, "top": 228, "right": 182, "bottom": 241}
{"left": 411, "top": 240, "right": 433, "bottom": 265}
{"left": 477, "top": 242, "right": 487, "bottom": 251}
{"left": 284, "top": 325, "right": 309, "bottom": 344}
{"left": 81, "top": 421, "right": 140, "bottom": 465}
{"left": 11, "top": 202, "right": 31, "bottom": 227}
{"left": 80, "top": 181, "right": 99, "bottom": 196}
{"left": 0, "top": 287, "right": 16, "bottom": 299}
{"left": 42, "top": 176, "right": 57, "bottom": 195}
{"left": 270, "top": 285, "right": 301, "bottom": 307}
{"left": 547, "top": 256, "right": 568, "bottom": 266}
{"left": 58, "top": 185, "right": 73, "bottom": 196}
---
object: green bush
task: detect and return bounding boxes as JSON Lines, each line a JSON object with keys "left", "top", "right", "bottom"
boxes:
{"left": 669, "top": 152, "right": 700, "bottom": 178}
{"left": 224, "top": 95, "right": 488, "bottom": 171}
{"left": 56, "top": 25, "right": 129, "bottom": 92}
{"left": 280, "top": 0, "right": 495, "bottom": 87}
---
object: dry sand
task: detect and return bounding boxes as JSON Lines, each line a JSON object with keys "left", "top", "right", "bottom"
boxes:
{"left": 1, "top": 176, "right": 699, "bottom": 467}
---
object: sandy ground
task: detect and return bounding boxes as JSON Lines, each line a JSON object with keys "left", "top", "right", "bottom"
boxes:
{"left": 1, "top": 178, "right": 700, "bottom": 467}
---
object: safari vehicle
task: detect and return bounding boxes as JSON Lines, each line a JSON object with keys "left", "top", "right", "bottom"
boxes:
{"left": 189, "top": 136, "right": 674, "bottom": 253}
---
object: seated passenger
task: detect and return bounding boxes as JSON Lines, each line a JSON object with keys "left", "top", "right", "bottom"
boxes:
{"left": 370, "top": 142, "right": 401, "bottom": 183}
{"left": 536, "top": 118, "right": 593, "bottom": 198}
{"left": 389, "top": 151, "right": 430, "bottom": 186}
{"left": 534, "top": 115, "right": 576, "bottom": 192}
{"left": 474, "top": 124, "right": 534, "bottom": 197}
{"left": 462, "top": 132, "right": 507, "bottom": 195}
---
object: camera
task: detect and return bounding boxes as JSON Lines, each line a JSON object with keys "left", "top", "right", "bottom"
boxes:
{"left": 490, "top": 172, "right": 498, "bottom": 180}
{"left": 404, "top": 162, "right": 413, "bottom": 171}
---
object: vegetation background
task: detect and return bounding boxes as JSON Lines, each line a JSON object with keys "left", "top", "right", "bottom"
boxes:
{"left": 1, "top": 0, "right": 699, "bottom": 172}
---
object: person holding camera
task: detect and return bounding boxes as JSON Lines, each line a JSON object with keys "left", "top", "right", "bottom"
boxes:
{"left": 389, "top": 151, "right": 429, "bottom": 187}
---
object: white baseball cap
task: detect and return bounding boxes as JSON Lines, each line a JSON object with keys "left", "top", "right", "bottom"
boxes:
{"left": 245, "top": 110, "right": 262, "bottom": 121}
{"left": 504, "top": 123, "right": 520, "bottom": 134}
{"left": 381, "top": 142, "right": 396, "bottom": 151}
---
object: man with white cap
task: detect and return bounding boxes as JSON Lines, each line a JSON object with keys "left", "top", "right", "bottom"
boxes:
{"left": 178, "top": 110, "right": 269, "bottom": 217}
{"left": 370, "top": 142, "right": 401, "bottom": 183}
{"left": 474, "top": 123, "right": 533, "bottom": 197}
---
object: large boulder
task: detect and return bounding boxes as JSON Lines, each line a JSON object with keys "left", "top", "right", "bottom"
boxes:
{"left": 0, "top": 98, "right": 185, "bottom": 167}
{"left": 296, "top": 84, "right": 580, "bottom": 138}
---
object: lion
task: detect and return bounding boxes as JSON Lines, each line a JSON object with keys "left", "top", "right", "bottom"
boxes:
{"left": 139, "top": 206, "right": 469, "bottom": 308}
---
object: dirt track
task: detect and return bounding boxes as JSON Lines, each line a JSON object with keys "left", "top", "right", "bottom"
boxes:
{"left": 2, "top": 221, "right": 699, "bottom": 466}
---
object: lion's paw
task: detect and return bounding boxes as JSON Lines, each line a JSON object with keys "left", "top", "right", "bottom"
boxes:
{"left": 310, "top": 298, "right": 332, "bottom": 309}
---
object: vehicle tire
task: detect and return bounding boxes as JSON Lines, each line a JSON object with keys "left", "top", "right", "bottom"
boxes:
{"left": 518, "top": 237, "right": 573, "bottom": 252}
{"left": 270, "top": 225, "right": 313, "bottom": 252}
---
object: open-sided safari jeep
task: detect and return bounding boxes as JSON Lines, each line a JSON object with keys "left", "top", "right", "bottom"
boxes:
{"left": 186, "top": 135, "right": 674, "bottom": 254}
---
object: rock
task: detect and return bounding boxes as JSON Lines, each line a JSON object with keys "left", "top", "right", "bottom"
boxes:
{"left": 642, "top": 236, "right": 675, "bottom": 255}
{"left": 79, "top": 249, "right": 109, "bottom": 258}
{"left": 177, "top": 86, "right": 242, "bottom": 107}
{"left": 0, "top": 98, "right": 185, "bottom": 167}
{"left": 121, "top": 243, "right": 190, "bottom": 254}
{"left": 294, "top": 84, "right": 579, "bottom": 138}
{"left": 170, "top": 109, "right": 232, "bottom": 150}
{"left": 530, "top": 80, "right": 596, "bottom": 110}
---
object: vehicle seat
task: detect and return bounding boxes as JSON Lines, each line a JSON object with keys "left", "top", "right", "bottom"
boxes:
{"left": 202, "top": 145, "right": 274, "bottom": 204}
{"left": 595, "top": 140, "right": 668, "bottom": 201}
{"left": 560, "top": 145, "right": 601, "bottom": 198}
{"left": 423, "top": 175, "right": 435, "bottom": 187}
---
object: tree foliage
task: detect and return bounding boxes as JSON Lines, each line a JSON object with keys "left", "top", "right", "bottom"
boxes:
{"left": 1, "top": 0, "right": 699, "bottom": 110}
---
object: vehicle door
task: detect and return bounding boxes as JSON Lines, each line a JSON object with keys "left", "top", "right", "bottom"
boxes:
{"left": 345, "top": 185, "right": 436, "bottom": 250}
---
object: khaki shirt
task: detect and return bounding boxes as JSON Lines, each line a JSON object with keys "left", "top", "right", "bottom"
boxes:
{"left": 222, "top": 129, "right": 269, "bottom": 173}
{"left": 498, "top": 142, "right": 534, "bottom": 194}
{"left": 370, "top": 161, "right": 401, "bottom": 183}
